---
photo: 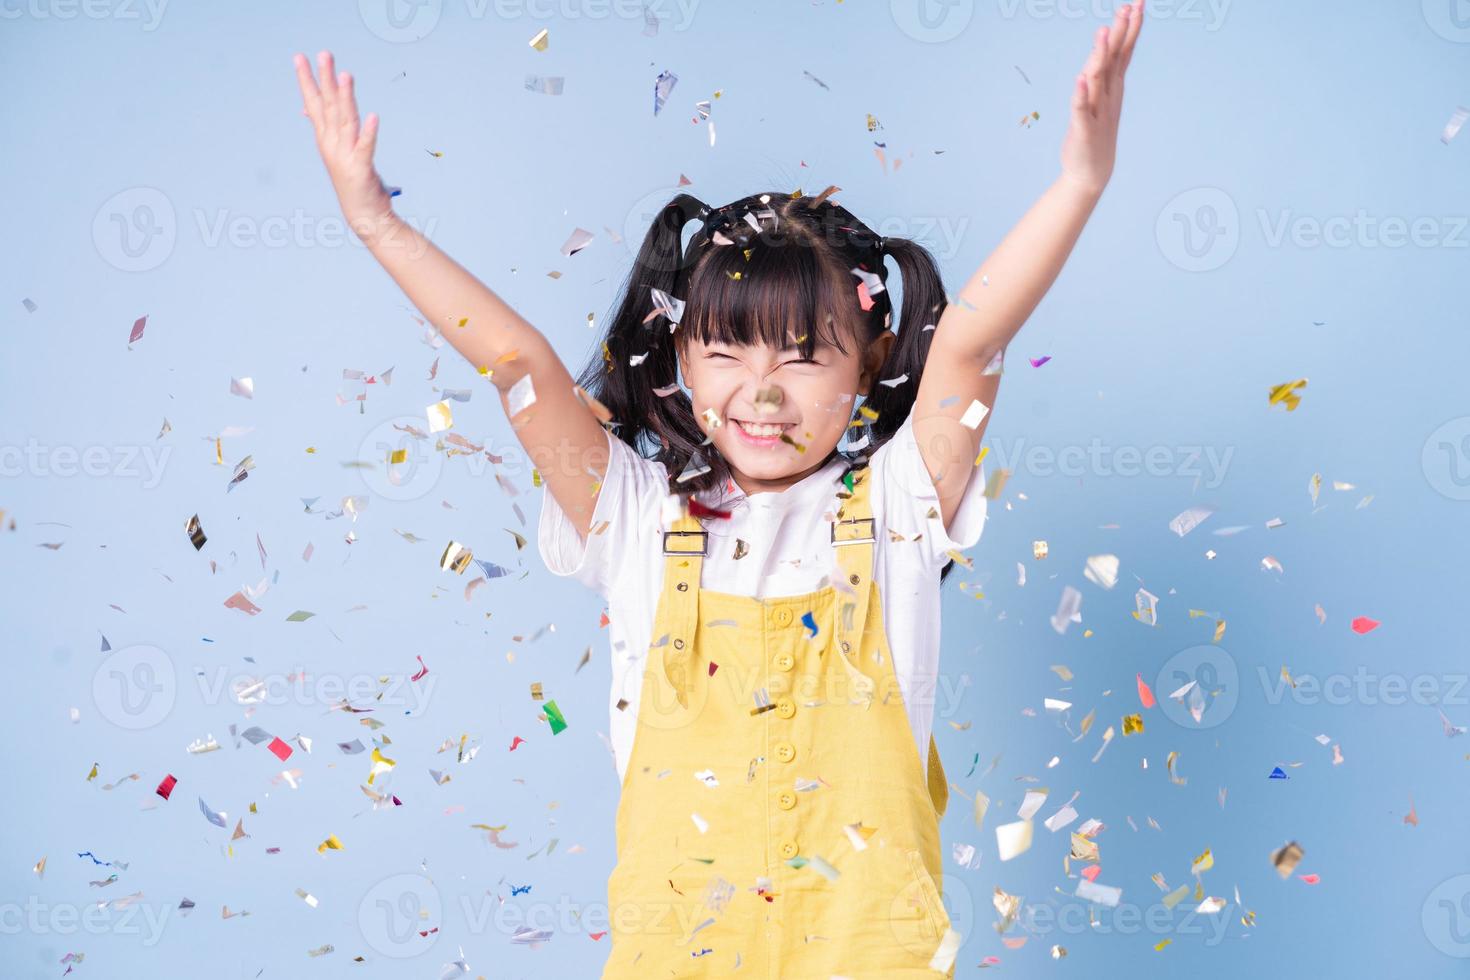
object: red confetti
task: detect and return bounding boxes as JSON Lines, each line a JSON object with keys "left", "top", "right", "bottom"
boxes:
{"left": 688, "top": 498, "right": 731, "bottom": 520}
{"left": 1136, "top": 673, "right": 1156, "bottom": 709}
{"left": 1350, "top": 616, "right": 1380, "bottom": 634}
{"left": 599, "top": 610, "right": 610, "bottom": 628}
{"left": 266, "top": 737, "right": 292, "bottom": 761}
{"left": 128, "top": 314, "right": 147, "bottom": 345}
{"left": 410, "top": 654, "right": 430, "bottom": 681}
{"left": 1299, "top": 873, "right": 1321, "bottom": 884}
{"left": 1080, "top": 864, "right": 1102, "bottom": 881}
{"left": 589, "top": 931, "right": 608, "bottom": 941}
{"left": 509, "top": 736, "right": 526, "bottom": 751}
{"left": 156, "top": 774, "right": 177, "bottom": 800}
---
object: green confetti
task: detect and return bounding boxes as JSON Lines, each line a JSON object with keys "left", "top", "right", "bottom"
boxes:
{"left": 543, "top": 699, "right": 568, "bottom": 735}
{"left": 285, "top": 610, "right": 315, "bottom": 622}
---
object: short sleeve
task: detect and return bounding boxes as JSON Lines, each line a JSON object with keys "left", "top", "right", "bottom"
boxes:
{"left": 870, "top": 412, "right": 989, "bottom": 568}
{"left": 536, "top": 428, "right": 669, "bottom": 597}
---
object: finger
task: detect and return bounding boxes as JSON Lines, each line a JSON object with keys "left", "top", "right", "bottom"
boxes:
{"left": 292, "top": 53, "right": 325, "bottom": 129}
{"left": 1106, "top": 4, "right": 1130, "bottom": 65}
{"left": 1070, "top": 73, "right": 1091, "bottom": 118}
{"left": 318, "top": 51, "right": 340, "bottom": 130}
{"left": 357, "top": 111, "right": 380, "bottom": 161}
{"left": 1120, "top": 0, "right": 1145, "bottom": 71}
{"left": 339, "top": 70, "right": 360, "bottom": 144}
{"left": 1083, "top": 26, "right": 1109, "bottom": 101}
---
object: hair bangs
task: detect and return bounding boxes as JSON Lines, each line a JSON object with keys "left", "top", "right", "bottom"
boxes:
{"left": 679, "top": 231, "right": 859, "bottom": 357}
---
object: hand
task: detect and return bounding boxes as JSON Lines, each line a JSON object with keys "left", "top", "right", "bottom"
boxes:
{"left": 1059, "top": 1, "right": 1144, "bottom": 195}
{"left": 293, "top": 50, "right": 395, "bottom": 236}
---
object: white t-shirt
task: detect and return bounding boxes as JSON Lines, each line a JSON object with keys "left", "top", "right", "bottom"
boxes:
{"left": 537, "top": 413, "right": 989, "bottom": 785}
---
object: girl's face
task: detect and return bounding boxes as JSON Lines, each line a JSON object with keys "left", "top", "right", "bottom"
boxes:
{"left": 678, "top": 329, "right": 894, "bottom": 494}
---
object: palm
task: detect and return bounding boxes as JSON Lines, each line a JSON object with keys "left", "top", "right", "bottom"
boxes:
{"left": 1059, "top": 1, "right": 1144, "bottom": 194}
{"left": 293, "top": 51, "right": 393, "bottom": 230}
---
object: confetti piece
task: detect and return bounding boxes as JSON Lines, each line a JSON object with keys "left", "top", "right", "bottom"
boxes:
{"left": 426, "top": 400, "right": 454, "bottom": 433}
{"left": 1137, "top": 674, "right": 1156, "bottom": 708}
{"left": 1083, "top": 554, "right": 1119, "bottom": 590}
{"left": 959, "top": 399, "right": 990, "bottom": 429}
{"left": 1268, "top": 378, "right": 1308, "bottom": 411}
{"left": 653, "top": 69, "right": 677, "bottom": 114}
{"left": 507, "top": 374, "right": 537, "bottom": 417}
{"left": 560, "top": 227, "right": 594, "bottom": 257}
{"left": 199, "top": 797, "right": 227, "bottom": 828}
{"left": 1028, "top": 355, "right": 1051, "bottom": 368}
{"left": 316, "top": 834, "right": 344, "bottom": 854}
{"left": 1169, "top": 504, "right": 1215, "bottom": 537}
{"left": 1272, "top": 840, "right": 1303, "bottom": 878}
{"left": 528, "top": 27, "right": 549, "bottom": 50}
{"left": 800, "top": 611, "right": 818, "bottom": 638}
{"left": 543, "top": 699, "right": 568, "bottom": 734}
{"left": 525, "top": 74, "right": 564, "bottom": 95}
{"left": 1350, "top": 616, "right": 1380, "bottom": 634}
{"left": 1442, "top": 105, "right": 1469, "bottom": 144}
{"left": 128, "top": 315, "right": 147, "bottom": 345}
{"left": 230, "top": 377, "right": 254, "bottom": 399}
{"left": 995, "top": 819, "right": 1033, "bottom": 861}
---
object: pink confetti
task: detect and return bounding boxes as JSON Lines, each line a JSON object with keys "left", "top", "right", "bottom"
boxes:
{"left": 1136, "top": 673, "right": 1156, "bottom": 709}
{"left": 266, "top": 737, "right": 292, "bottom": 761}
{"left": 1028, "top": 355, "right": 1051, "bottom": 367}
{"left": 1350, "top": 616, "right": 1380, "bottom": 634}
{"left": 410, "top": 655, "right": 429, "bottom": 682}
{"left": 128, "top": 315, "right": 147, "bottom": 345}
{"left": 1299, "top": 873, "right": 1321, "bottom": 884}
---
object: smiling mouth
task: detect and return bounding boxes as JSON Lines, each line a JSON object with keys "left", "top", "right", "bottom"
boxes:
{"left": 730, "top": 419, "right": 794, "bottom": 438}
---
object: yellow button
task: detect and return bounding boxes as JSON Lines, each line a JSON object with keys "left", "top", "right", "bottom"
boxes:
{"left": 774, "top": 653, "right": 794, "bottom": 672}
{"left": 779, "top": 840, "right": 799, "bottom": 859}
{"left": 772, "top": 608, "right": 793, "bottom": 627}
{"left": 777, "top": 791, "right": 796, "bottom": 810}
{"left": 775, "top": 697, "right": 796, "bottom": 719}
{"left": 774, "top": 741, "right": 796, "bottom": 763}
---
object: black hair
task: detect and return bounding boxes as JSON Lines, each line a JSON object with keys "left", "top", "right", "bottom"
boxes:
{"left": 576, "top": 189, "right": 951, "bottom": 496}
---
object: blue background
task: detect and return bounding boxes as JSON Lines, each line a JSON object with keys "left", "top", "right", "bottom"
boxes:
{"left": 3, "top": 0, "right": 1469, "bottom": 976}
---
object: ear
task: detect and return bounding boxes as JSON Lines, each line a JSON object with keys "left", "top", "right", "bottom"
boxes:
{"left": 856, "top": 330, "right": 896, "bottom": 396}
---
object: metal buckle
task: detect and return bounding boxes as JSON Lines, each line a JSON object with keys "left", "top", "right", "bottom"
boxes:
{"left": 662, "top": 530, "right": 709, "bottom": 556}
{"left": 830, "top": 517, "right": 876, "bottom": 546}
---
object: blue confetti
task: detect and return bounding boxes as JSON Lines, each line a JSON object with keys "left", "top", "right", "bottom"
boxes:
{"left": 801, "top": 611, "right": 818, "bottom": 638}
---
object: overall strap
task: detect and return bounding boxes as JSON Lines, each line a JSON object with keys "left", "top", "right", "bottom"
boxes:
{"left": 658, "top": 510, "right": 707, "bottom": 710}
{"left": 832, "top": 464, "right": 878, "bottom": 706}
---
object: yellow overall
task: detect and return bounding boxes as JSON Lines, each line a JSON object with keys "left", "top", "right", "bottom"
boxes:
{"left": 603, "top": 464, "right": 955, "bottom": 978}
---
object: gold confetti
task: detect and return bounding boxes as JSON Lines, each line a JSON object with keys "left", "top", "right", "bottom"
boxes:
{"left": 1268, "top": 377, "right": 1308, "bottom": 411}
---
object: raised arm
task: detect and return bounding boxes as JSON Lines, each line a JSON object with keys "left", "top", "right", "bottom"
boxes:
{"left": 293, "top": 51, "right": 610, "bottom": 535}
{"left": 912, "top": 1, "right": 1144, "bottom": 527}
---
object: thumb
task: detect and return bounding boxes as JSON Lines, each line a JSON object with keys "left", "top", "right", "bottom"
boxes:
{"left": 357, "top": 112, "right": 380, "bottom": 160}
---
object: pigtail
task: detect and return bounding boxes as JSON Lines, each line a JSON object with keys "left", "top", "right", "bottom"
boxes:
{"left": 859, "top": 236, "right": 949, "bottom": 444}
{"left": 855, "top": 235, "right": 967, "bottom": 582}
{"left": 576, "top": 193, "right": 712, "bottom": 485}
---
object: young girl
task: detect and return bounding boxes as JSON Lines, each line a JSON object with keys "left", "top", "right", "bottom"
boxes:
{"left": 295, "top": 6, "right": 1142, "bottom": 974}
